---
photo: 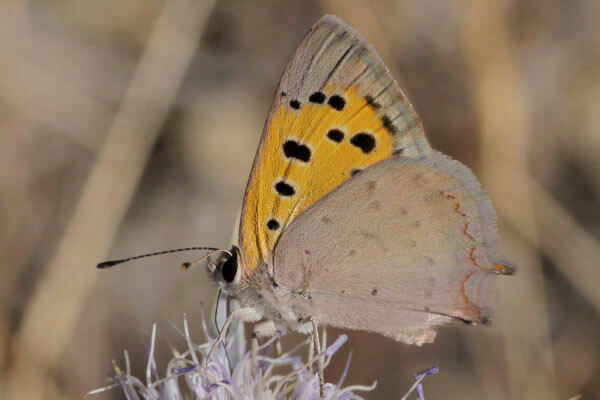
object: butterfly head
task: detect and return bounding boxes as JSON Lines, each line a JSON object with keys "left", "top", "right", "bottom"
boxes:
{"left": 205, "top": 246, "right": 243, "bottom": 295}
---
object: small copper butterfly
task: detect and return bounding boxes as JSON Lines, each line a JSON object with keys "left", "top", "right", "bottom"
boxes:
{"left": 198, "top": 15, "right": 515, "bottom": 345}
{"left": 101, "top": 15, "right": 515, "bottom": 347}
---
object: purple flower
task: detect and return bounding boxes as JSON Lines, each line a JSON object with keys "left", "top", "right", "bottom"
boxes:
{"left": 414, "top": 366, "right": 440, "bottom": 380}
{"left": 88, "top": 313, "right": 438, "bottom": 399}
{"left": 401, "top": 365, "right": 440, "bottom": 400}
{"left": 88, "top": 314, "right": 376, "bottom": 399}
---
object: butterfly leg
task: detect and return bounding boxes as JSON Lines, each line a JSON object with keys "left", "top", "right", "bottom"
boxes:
{"left": 251, "top": 331, "right": 259, "bottom": 377}
{"left": 311, "top": 318, "right": 325, "bottom": 398}
{"left": 308, "top": 334, "right": 315, "bottom": 372}
{"left": 250, "top": 320, "right": 277, "bottom": 377}
{"left": 206, "top": 307, "right": 260, "bottom": 364}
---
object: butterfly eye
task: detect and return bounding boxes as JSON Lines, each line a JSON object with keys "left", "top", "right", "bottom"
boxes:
{"left": 220, "top": 250, "right": 238, "bottom": 283}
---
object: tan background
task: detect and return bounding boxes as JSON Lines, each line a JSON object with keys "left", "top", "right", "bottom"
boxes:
{"left": 1, "top": 0, "right": 599, "bottom": 399}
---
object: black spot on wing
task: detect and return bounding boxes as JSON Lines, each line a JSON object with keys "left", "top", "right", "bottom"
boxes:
{"left": 283, "top": 140, "right": 311, "bottom": 162}
{"left": 289, "top": 100, "right": 301, "bottom": 109}
{"left": 328, "top": 95, "right": 345, "bottom": 111}
{"left": 274, "top": 180, "right": 295, "bottom": 196}
{"left": 308, "top": 91, "right": 326, "bottom": 104}
{"left": 267, "top": 218, "right": 280, "bottom": 231}
{"left": 364, "top": 95, "right": 381, "bottom": 110}
{"left": 350, "top": 133, "right": 376, "bottom": 154}
{"left": 326, "top": 129, "right": 344, "bottom": 143}
{"left": 382, "top": 115, "right": 398, "bottom": 134}
{"left": 351, "top": 168, "right": 362, "bottom": 176}
{"left": 371, "top": 288, "right": 378, "bottom": 296}
{"left": 281, "top": 91, "right": 287, "bottom": 97}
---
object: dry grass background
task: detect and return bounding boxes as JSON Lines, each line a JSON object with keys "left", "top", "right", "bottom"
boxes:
{"left": 1, "top": 0, "right": 599, "bottom": 399}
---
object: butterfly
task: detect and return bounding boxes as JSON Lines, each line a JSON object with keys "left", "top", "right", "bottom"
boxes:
{"left": 197, "top": 15, "right": 515, "bottom": 346}
{"left": 100, "top": 15, "right": 514, "bottom": 349}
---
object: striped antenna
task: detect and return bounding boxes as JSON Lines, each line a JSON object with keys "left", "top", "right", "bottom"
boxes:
{"left": 97, "top": 247, "right": 220, "bottom": 269}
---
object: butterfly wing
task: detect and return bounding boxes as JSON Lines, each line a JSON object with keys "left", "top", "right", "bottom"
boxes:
{"left": 239, "top": 15, "right": 431, "bottom": 276}
{"left": 272, "top": 152, "right": 514, "bottom": 344}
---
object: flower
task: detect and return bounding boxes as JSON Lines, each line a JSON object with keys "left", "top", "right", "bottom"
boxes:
{"left": 400, "top": 366, "right": 440, "bottom": 400}
{"left": 88, "top": 312, "right": 438, "bottom": 399}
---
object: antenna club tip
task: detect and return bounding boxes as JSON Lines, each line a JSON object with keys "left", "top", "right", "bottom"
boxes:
{"left": 97, "top": 261, "right": 118, "bottom": 269}
{"left": 181, "top": 262, "right": 191, "bottom": 270}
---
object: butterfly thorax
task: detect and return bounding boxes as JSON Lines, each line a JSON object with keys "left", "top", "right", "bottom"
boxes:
{"left": 208, "top": 247, "right": 313, "bottom": 332}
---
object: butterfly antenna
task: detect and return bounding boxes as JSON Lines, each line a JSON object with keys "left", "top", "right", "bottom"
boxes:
{"left": 97, "top": 247, "right": 220, "bottom": 269}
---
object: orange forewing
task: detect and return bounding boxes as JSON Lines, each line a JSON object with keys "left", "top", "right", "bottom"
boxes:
{"left": 240, "top": 85, "right": 395, "bottom": 276}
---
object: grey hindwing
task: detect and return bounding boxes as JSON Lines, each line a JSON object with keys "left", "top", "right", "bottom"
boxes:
{"left": 271, "top": 151, "right": 513, "bottom": 344}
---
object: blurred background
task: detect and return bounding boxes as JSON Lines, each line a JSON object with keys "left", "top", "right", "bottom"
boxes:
{"left": 1, "top": 0, "right": 599, "bottom": 399}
